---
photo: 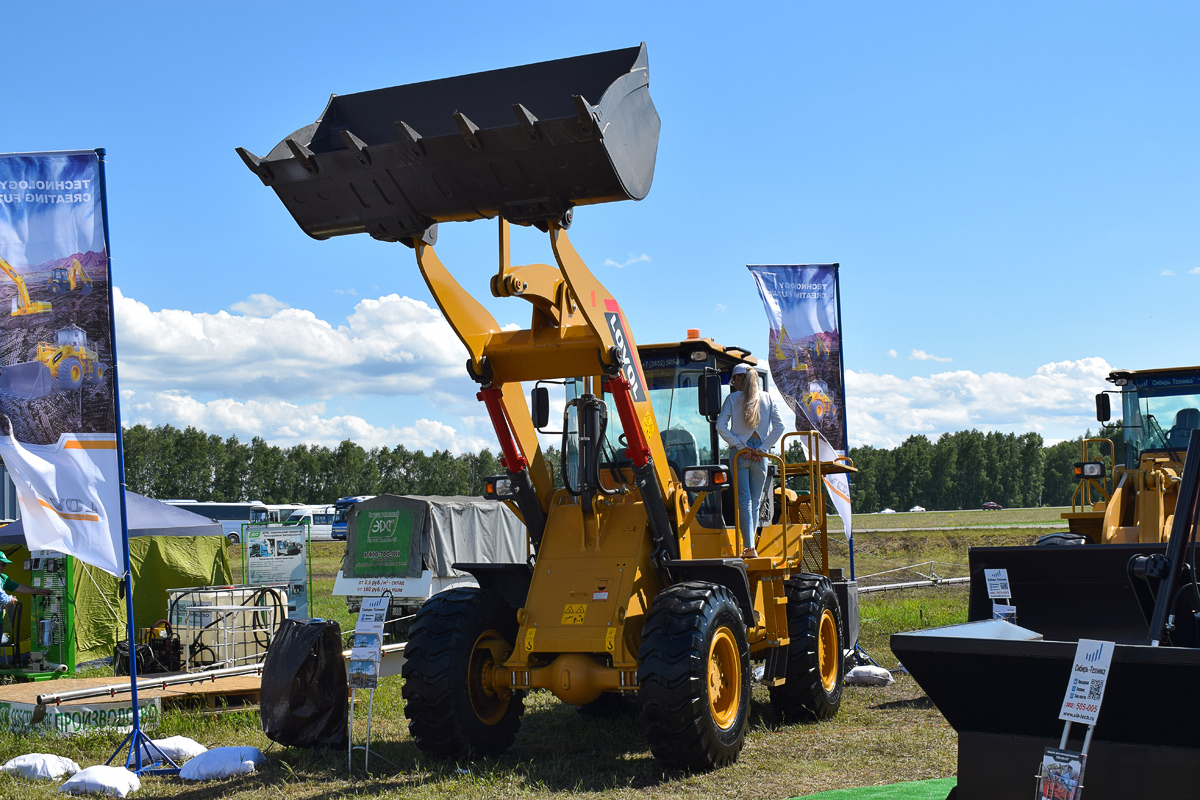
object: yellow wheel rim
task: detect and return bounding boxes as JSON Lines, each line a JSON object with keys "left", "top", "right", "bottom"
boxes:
{"left": 70, "top": 365, "right": 82, "bottom": 383}
{"left": 818, "top": 608, "right": 838, "bottom": 693}
{"left": 467, "top": 629, "right": 512, "bottom": 725}
{"left": 707, "top": 627, "right": 741, "bottom": 729}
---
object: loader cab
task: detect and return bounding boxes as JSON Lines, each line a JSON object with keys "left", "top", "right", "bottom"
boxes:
{"left": 556, "top": 336, "right": 765, "bottom": 528}
{"left": 56, "top": 326, "right": 87, "bottom": 348}
{"left": 1108, "top": 367, "right": 1200, "bottom": 468}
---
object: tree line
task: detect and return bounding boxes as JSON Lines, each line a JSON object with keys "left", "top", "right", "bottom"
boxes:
{"left": 121, "top": 422, "right": 1120, "bottom": 511}
{"left": 843, "top": 426, "right": 1121, "bottom": 513}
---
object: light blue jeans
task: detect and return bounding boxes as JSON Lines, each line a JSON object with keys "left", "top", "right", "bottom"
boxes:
{"left": 736, "top": 456, "right": 768, "bottom": 550}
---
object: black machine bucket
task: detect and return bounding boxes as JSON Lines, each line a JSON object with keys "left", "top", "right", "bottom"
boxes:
{"left": 892, "top": 542, "right": 1200, "bottom": 799}
{"left": 238, "top": 44, "right": 660, "bottom": 243}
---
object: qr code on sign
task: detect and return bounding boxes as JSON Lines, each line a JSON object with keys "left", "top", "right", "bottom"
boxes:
{"left": 1087, "top": 679, "right": 1104, "bottom": 700}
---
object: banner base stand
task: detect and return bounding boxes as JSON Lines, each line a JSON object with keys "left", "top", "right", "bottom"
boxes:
{"left": 107, "top": 726, "right": 180, "bottom": 776}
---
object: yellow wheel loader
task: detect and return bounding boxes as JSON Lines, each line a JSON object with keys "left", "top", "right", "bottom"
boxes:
{"left": 240, "top": 44, "right": 856, "bottom": 771}
{"left": 1048, "top": 365, "right": 1200, "bottom": 545}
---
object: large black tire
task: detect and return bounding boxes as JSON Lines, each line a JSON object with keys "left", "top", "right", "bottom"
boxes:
{"left": 638, "top": 581, "right": 750, "bottom": 771}
{"left": 57, "top": 357, "right": 83, "bottom": 390}
{"left": 402, "top": 587, "right": 523, "bottom": 758}
{"left": 769, "top": 573, "right": 845, "bottom": 721}
{"left": 1036, "top": 531, "right": 1093, "bottom": 546}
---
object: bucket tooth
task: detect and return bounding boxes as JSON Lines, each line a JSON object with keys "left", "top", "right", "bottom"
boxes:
{"left": 572, "top": 95, "right": 596, "bottom": 135}
{"left": 512, "top": 104, "right": 540, "bottom": 140}
{"left": 453, "top": 112, "right": 482, "bottom": 151}
{"left": 338, "top": 130, "right": 372, "bottom": 166}
{"left": 285, "top": 138, "right": 318, "bottom": 173}
{"left": 234, "top": 147, "right": 273, "bottom": 184}
{"left": 394, "top": 120, "right": 426, "bottom": 159}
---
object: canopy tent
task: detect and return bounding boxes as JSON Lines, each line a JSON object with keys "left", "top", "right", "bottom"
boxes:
{"left": 0, "top": 491, "right": 233, "bottom": 664}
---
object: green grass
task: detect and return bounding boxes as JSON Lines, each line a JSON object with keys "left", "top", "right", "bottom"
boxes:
{"left": 828, "top": 506, "right": 1068, "bottom": 531}
{"left": 0, "top": 538, "right": 974, "bottom": 799}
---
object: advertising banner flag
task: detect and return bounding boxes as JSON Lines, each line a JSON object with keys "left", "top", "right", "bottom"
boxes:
{"left": 0, "top": 151, "right": 122, "bottom": 575}
{"left": 747, "top": 264, "right": 853, "bottom": 539}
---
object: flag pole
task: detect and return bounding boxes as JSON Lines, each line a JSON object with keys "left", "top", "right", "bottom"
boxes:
{"left": 831, "top": 263, "right": 855, "bottom": 581}
{"left": 95, "top": 149, "right": 176, "bottom": 776}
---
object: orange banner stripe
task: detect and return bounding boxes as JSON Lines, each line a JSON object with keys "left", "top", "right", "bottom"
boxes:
{"left": 62, "top": 440, "right": 118, "bottom": 450}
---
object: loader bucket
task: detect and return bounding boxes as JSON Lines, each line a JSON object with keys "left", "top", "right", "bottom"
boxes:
{"left": 238, "top": 44, "right": 660, "bottom": 243}
{"left": 0, "top": 361, "right": 53, "bottom": 400}
{"left": 892, "top": 541, "right": 1200, "bottom": 799}
{"left": 892, "top": 622, "right": 1200, "bottom": 799}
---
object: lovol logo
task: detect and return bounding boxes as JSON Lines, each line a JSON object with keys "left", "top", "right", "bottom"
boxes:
{"left": 604, "top": 309, "right": 646, "bottom": 403}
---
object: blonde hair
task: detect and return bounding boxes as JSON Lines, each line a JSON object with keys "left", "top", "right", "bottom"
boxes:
{"left": 739, "top": 370, "right": 761, "bottom": 429}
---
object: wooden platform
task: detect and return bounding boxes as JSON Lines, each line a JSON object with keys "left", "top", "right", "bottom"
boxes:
{"left": 0, "top": 672, "right": 263, "bottom": 712}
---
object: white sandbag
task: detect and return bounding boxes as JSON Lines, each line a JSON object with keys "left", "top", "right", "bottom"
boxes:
{"left": 845, "top": 664, "right": 895, "bottom": 686}
{"left": 3, "top": 753, "right": 81, "bottom": 780}
{"left": 136, "top": 736, "right": 207, "bottom": 764}
{"left": 177, "top": 746, "right": 262, "bottom": 781}
{"left": 58, "top": 765, "right": 141, "bottom": 797}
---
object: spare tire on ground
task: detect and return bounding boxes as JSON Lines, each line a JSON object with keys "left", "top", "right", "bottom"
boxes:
{"left": 260, "top": 618, "right": 347, "bottom": 748}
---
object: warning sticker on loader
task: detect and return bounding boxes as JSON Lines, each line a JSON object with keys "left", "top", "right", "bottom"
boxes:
{"left": 606, "top": 628, "right": 616, "bottom": 652}
{"left": 524, "top": 628, "right": 536, "bottom": 652}
{"left": 561, "top": 604, "right": 587, "bottom": 624}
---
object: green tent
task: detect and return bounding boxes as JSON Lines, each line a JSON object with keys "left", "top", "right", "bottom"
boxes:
{"left": 0, "top": 491, "right": 233, "bottom": 665}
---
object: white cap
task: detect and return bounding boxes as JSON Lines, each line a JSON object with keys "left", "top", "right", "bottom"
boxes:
{"left": 732, "top": 363, "right": 752, "bottom": 377}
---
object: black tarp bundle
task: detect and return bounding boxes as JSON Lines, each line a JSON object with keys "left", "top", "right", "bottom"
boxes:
{"left": 260, "top": 618, "right": 347, "bottom": 748}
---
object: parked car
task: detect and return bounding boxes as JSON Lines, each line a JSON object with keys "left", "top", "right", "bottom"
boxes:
{"left": 909, "top": 505, "right": 926, "bottom": 513}
{"left": 879, "top": 508, "right": 896, "bottom": 514}
{"left": 982, "top": 501, "right": 1003, "bottom": 511}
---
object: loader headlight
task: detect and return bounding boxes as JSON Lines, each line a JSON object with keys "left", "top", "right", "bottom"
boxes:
{"left": 1074, "top": 462, "right": 1105, "bottom": 479}
{"left": 484, "top": 475, "right": 517, "bottom": 499}
{"left": 683, "top": 465, "right": 730, "bottom": 491}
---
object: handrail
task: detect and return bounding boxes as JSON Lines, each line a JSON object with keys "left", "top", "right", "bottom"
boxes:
{"left": 732, "top": 448, "right": 789, "bottom": 561}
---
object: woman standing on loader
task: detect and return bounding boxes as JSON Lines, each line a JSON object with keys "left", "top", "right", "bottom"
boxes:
{"left": 717, "top": 363, "right": 785, "bottom": 558}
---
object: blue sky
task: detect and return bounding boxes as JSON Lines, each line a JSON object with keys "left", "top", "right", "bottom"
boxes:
{"left": 5, "top": 2, "right": 1198, "bottom": 452}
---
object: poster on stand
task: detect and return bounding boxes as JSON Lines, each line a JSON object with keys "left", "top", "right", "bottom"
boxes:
{"left": 748, "top": 264, "right": 853, "bottom": 537}
{"left": 243, "top": 523, "right": 311, "bottom": 618}
{"left": 0, "top": 151, "right": 122, "bottom": 575}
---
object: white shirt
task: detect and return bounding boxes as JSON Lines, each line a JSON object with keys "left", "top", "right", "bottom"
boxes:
{"left": 716, "top": 390, "right": 785, "bottom": 454}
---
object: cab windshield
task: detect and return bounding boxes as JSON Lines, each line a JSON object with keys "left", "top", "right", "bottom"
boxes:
{"left": 1121, "top": 373, "right": 1200, "bottom": 462}
{"left": 600, "top": 356, "right": 720, "bottom": 470}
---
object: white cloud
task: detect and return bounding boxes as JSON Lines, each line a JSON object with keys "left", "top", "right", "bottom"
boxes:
{"left": 602, "top": 253, "right": 651, "bottom": 269}
{"left": 886, "top": 349, "right": 897, "bottom": 358}
{"left": 1162, "top": 270, "right": 1176, "bottom": 276}
{"left": 843, "top": 357, "right": 1112, "bottom": 449}
{"left": 1190, "top": 267, "right": 1200, "bottom": 275}
{"left": 229, "top": 293, "right": 290, "bottom": 317}
{"left": 714, "top": 303, "right": 727, "bottom": 313}
{"left": 910, "top": 349, "right": 952, "bottom": 362}
{"left": 114, "top": 288, "right": 467, "bottom": 401}
{"left": 125, "top": 392, "right": 494, "bottom": 453}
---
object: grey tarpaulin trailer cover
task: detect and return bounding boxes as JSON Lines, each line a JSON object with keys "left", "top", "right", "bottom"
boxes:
{"left": 338, "top": 495, "right": 525, "bottom": 635}
{"left": 341, "top": 494, "right": 525, "bottom": 581}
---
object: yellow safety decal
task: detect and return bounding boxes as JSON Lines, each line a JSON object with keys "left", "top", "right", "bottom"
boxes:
{"left": 561, "top": 603, "right": 587, "bottom": 624}
{"left": 524, "top": 628, "right": 536, "bottom": 652}
{"left": 605, "top": 628, "right": 616, "bottom": 652}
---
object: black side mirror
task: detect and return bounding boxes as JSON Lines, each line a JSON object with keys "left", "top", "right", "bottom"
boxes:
{"left": 698, "top": 371, "right": 722, "bottom": 419}
{"left": 532, "top": 386, "right": 550, "bottom": 429}
{"left": 1096, "top": 392, "right": 1111, "bottom": 423}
